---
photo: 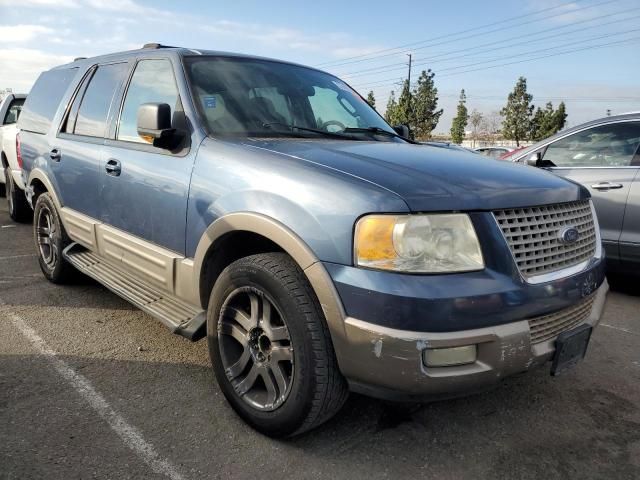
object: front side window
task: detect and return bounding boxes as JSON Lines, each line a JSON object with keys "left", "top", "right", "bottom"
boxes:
{"left": 542, "top": 122, "right": 640, "bottom": 167}
{"left": 3, "top": 98, "right": 25, "bottom": 125}
{"left": 184, "top": 56, "right": 394, "bottom": 139}
{"left": 74, "top": 63, "right": 128, "bottom": 137}
{"left": 117, "top": 59, "right": 179, "bottom": 143}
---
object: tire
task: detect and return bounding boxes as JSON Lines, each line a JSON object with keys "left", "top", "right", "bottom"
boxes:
{"left": 33, "top": 192, "right": 75, "bottom": 284}
{"left": 6, "top": 167, "right": 32, "bottom": 223}
{"left": 207, "top": 253, "right": 348, "bottom": 437}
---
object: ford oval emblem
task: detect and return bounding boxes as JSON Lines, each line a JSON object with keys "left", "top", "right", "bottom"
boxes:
{"left": 558, "top": 226, "right": 580, "bottom": 244}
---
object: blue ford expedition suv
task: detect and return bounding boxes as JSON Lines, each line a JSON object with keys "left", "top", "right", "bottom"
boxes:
{"left": 18, "top": 44, "right": 608, "bottom": 437}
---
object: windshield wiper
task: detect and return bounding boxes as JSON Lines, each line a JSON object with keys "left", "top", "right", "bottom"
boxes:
{"left": 262, "top": 122, "right": 356, "bottom": 140}
{"left": 342, "top": 126, "right": 416, "bottom": 143}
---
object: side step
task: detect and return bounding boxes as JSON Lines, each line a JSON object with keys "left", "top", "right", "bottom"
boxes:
{"left": 63, "top": 243, "right": 206, "bottom": 341}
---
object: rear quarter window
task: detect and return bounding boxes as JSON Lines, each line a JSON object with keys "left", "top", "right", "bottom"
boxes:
{"left": 18, "top": 67, "right": 78, "bottom": 134}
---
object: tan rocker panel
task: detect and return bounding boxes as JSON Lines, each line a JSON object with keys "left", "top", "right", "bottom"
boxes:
{"left": 59, "top": 206, "right": 191, "bottom": 296}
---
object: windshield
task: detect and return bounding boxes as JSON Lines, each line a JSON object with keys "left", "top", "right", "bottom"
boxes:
{"left": 184, "top": 56, "right": 395, "bottom": 139}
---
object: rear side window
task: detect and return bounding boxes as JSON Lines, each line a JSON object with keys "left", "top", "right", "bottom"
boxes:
{"left": 3, "top": 98, "right": 25, "bottom": 125}
{"left": 73, "top": 63, "right": 128, "bottom": 138}
{"left": 18, "top": 68, "right": 77, "bottom": 134}
{"left": 117, "top": 59, "right": 179, "bottom": 143}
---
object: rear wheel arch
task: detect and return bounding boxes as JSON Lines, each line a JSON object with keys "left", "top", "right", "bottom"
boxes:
{"left": 1, "top": 151, "right": 8, "bottom": 169}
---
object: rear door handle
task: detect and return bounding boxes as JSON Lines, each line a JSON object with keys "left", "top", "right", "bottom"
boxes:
{"left": 591, "top": 182, "right": 623, "bottom": 190}
{"left": 49, "top": 148, "right": 61, "bottom": 162}
{"left": 105, "top": 159, "right": 121, "bottom": 176}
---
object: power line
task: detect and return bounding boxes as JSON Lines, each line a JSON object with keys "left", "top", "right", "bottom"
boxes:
{"left": 339, "top": 8, "right": 640, "bottom": 79}
{"left": 318, "top": 0, "right": 619, "bottom": 69}
{"left": 358, "top": 36, "right": 640, "bottom": 94}
{"left": 352, "top": 31, "right": 640, "bottom": 90}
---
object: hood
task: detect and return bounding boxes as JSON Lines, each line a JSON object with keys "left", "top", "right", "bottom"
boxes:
{"left": 239, "top": 139, "right": 588, "bottom": 211}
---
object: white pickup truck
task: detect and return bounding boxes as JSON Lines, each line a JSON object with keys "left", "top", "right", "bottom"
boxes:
{"left": 0, "top": 93, "right": 30, "bottom": 221}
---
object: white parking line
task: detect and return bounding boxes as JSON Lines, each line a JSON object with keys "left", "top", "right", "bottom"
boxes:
{"left": 600, "top": 323, "right": 638, "bottom": 336}
{"left": 0, "top": 254, "right": 37, "bottom": 260}
{"left": 5, "top": 307, "right": 186, "bottom": 480}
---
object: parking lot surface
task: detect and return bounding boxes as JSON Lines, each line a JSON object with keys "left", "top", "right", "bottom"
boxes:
{"left": 1, "top": 201, "right": 639, "bottom": 480}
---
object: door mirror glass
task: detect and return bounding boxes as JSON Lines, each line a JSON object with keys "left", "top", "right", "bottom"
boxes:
{"left": 137, "top": 102, "right": 174, "bottom": 141}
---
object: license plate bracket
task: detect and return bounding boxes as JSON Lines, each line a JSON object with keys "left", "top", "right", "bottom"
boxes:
{"left": 550, "top": 324, "right": 593, "bottom": 376}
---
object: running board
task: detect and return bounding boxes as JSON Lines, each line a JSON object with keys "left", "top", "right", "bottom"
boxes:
{"left": 63, "top": 243, "right": 206, "bottom": 341}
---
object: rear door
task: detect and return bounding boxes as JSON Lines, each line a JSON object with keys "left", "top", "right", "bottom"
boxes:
{"left": 55, "top": 62, "right": 129, "bottom": 218}
{"left": 100, "top": 58, "right": 194, "bottom": 254}
{"left": 539, "top": 121, "right": 640, "bottom": 263}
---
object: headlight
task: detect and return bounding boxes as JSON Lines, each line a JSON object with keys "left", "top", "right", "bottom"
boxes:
{"left": 354, "top": 214, "right": 484, "bottom": 273}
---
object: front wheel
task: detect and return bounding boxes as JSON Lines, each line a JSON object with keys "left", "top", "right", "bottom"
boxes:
{"left": 207, "top": 253, "right": 348, "bottom": 437}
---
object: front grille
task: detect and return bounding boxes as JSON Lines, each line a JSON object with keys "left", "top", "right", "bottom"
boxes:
{"left": 528, "top": 295, "right": 594, "bottom": 344}
{"left": 493, "top": 200, "right": 597, "bottom": 279}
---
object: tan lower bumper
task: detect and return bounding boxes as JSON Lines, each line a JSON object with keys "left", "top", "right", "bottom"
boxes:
{"left": 339, "top": 279, "right": 609, "bottom": 401}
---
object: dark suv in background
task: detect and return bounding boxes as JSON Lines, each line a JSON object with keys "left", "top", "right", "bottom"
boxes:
{"left": 17, "top": 44, "right": 608, "bottom": 437}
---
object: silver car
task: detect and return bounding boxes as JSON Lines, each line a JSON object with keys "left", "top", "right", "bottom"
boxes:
{"left": 511, "top": 113, "right": 640, "bottom": 273}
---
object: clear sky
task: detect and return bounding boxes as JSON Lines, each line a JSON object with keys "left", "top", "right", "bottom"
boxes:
{"left": 1, "top": 0, "right": 639, "bottom": 133}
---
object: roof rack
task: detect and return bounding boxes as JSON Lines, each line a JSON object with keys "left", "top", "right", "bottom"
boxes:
{"left": 142, "top": 43, "right": 177, "bottom": 49}
{"left": 74, "top": 57, "right": 87, "bottom": 61}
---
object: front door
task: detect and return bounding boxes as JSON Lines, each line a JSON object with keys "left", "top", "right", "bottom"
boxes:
{"left": 540, "top": 121, "right": 640, "bottom": 262}
{"left": 99, "top": 58, "right": 194, "bottom": 254}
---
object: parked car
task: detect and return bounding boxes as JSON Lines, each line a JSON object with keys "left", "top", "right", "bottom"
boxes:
{"left": 18, "top": 44, "right": 608, "bottom": 437}
{"left": 0, "top": 93, "right": 31, "bottom": 221}
{"left": 475, "top": 146, "right": 513, "bottom": 158}
{"left": 423, "top": 141, "right": 477, "bottom": 153}
{"left": 500, "top": 145, "right": 526, "bottom": 160}
{"left": 510, "top": 113, "right": 640, "bottom": 273}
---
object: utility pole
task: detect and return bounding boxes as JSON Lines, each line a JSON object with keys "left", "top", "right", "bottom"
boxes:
{"left": 406, "top": 53, "right": 412, "bottom": 114}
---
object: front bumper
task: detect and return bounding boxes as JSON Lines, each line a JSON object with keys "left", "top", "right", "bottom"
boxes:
{"left": 335, "top": 278, "right": 608, "bottom": 402}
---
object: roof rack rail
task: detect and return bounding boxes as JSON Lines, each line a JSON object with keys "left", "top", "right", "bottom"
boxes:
{"left": 142, "top": 43, "right": 177, "bottom": 49}
{"left": 74, "top": 57, "right": 87, "bottom": 61}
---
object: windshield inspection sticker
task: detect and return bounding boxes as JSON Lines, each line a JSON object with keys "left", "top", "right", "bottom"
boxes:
{"left": 203, "top": 96, "right": 217, "bottom": 109}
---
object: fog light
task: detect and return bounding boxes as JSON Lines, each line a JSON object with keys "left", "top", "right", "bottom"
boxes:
{"left": 423, "top": 345, "right": 477, "bottom": 367}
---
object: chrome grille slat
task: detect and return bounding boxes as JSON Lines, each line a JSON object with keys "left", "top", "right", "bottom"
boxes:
{"left": 528, "top": 295, "right": 595, "bottom": 344}
{"left": 493, "top": 200, "right": 597, "bottom": 278}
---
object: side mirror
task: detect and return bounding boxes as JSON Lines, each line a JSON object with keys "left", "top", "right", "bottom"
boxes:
{"left": 393, "top": 124, "right": 410, "bottom": 139}
{"left": 137, "top": 103, "right": 175, "bottom": 140}
{"left": 526, "top": 151, "right": 542, "bottom": 167}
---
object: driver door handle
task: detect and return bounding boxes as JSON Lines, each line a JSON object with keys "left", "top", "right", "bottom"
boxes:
{"left": 105, "top": 159, "right": 121, "bottom": 176}
{"left": 591, "top": 182, "right": 623, "bottom": 190}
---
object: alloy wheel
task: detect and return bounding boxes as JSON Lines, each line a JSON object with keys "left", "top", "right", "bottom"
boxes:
{"left": 36, "top": 205, "right": 59, "bottom": 268}
{"left": 218, "top": 287, "right": 294, "bottom": 411}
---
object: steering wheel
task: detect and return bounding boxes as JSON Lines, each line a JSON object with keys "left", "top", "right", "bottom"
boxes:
{"left": 320, "top": 120, "right": 346, "bottom": 132}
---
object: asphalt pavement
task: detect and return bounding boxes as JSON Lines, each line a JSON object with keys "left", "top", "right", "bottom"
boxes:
{"left": 1, "top": 200, "right": 639, "bottom": 480}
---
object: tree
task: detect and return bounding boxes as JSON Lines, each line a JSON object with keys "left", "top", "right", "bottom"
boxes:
{"left": 366, "top": 91, "right": 376, "bottom": 109}
{"left": 450, "top": 89, "right": 469, "bottom": 144}
{"left": 395, "top": 79, "right": 414, "bottom": 129}
{"left": 412, "top": 69, "right": 442, "bottom": 140}
{"left": 469, "top": 109, "right": 483, "bottom": 147}
{"left": 530, "top": 101, "right": 568, "bottom": 141}
{"left": 501, "top": 77, "right": 534, "bottom": 146}
{"left": 384, "top": 90, "right": 399, "bottom": 125}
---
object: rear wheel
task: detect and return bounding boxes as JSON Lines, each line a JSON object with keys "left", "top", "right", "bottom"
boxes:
{"left": 6, "top": 167, "right": 31, "bottom": 222}
{"left": 33, "top": 193, "right": 75, "bottom": 283}
{"left": 207, "top": 253, "right": 348, "bottom": 437}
